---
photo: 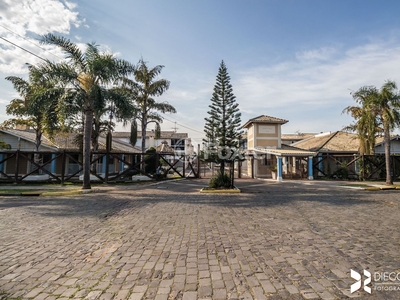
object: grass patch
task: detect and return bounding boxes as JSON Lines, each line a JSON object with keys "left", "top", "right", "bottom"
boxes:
{"left": 340, "top": 183, "right": 373, "bottom": 188}
{"left": 0, "top": 189, "right": 36, "bottom": 194}
{"left": 40, "top": 189, "right": 83, "bottom": 196}
{"left": 200, "top": 187, "right": 241, "bottom": 193}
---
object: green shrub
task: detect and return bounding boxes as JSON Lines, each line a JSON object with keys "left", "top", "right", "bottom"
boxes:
{"left": 209, "top": 172, "right": 232, "bottom": 188}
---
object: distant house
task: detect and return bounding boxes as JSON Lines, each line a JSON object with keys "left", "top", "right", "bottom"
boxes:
{"left": 290, "top": 131, "right": 400, "bottom": 178}
{"left": 281, "top": 133, "right": 317, "bottom": 145}
{"left": 0, "top": 129, "right": 195, "bottom": 180}
{"left": 374, "top": 135, "right": 400, "bottom": 155}
{"left": 0, "top": 129, "right": 140, "bottom": 178}
{"left": 113, "top": 131, "right": 194, "bottom": 156}
{"left": 289, "top": 131, "right": 360, "bottom": 178}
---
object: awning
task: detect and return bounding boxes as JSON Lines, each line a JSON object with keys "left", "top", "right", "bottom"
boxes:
{"left": 251, "top": 147, "right": 317, "bottom": 157}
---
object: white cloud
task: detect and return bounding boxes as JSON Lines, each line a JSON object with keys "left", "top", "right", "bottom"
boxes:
{"left": 0, "top": 0, "right": 81, "bottom": 74}
{"left": 233, "top": 40, "right": 400, "bottom": 114}
{"left": 296, "top": 46, "right": 337, "bottom": 61}
{"left": 0, "top": 0, "right": 80, "bottom": 36}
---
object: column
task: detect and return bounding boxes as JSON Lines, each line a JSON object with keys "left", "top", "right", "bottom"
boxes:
{"left": 308, "top": 156, "right": 314, "bottom": 180}
{"left": 318, "top": 154, "right": 323, "bottom": 176}
{"left": 101, "top": 155, "right": 106, "bottom": 175}
{"left": 51, "top": 154, "right": 56, "bottom": 174}
{"left": 120, "top": 154, "right": 124, "bottom": 172}
{"left": 282, "top": 157, "right": 287, "bottom": 174}
{"left": 0, "top": 153, "right": 3, "bottom": 173}
{"left": 277, "top": 156, "right": 283, "bottom": 181}
{"left": 292, "top": 157, "right": 296, "bottom": 173}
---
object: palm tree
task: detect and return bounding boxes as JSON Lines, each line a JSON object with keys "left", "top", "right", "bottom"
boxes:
{"left": 38, "top": 34, "right": 134, "bottom": 189}
{"left": 2, "top": 68, "right": 63, "bottom": 167}
{"left": 344, "top": 81, "right": 400, "bottom": 184}
{"left": 89, "top": 86, "right": 135, "bottom": 152}
{"left": 369, "top": 81, "right": 400, "bottom": 185}
{"left": 121, "top": 59, "right": 176, "bottom": 171}
{"left": 343, "top": 87, "right": 380, "bottom": 155}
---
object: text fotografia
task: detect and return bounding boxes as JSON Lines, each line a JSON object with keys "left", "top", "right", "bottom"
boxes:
{"left": 351, "top": 269, "right": 400, "bottom": 294}
{"left": 374, "top": 272, "right": 400, "bottom": 292}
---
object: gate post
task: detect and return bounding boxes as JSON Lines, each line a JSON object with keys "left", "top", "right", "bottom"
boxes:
{"left": 197, "top": 144, "right": 201, "bottom": 178}
{"left": 14, "top": 150, "right": 20, "bottom": 184}
{"left": 183, "top": 155, "right": 186, "bottom": 178}
{"left": 105, "top": 152, "right": 109, "bottom": 184}
{"left": 61, "top": 150, "right": 66, "bottom": 185}
{"left": 251, "top": 156, "right": 254, "bottom": 179}
{"left": 155, "top": 152, "right": 159, "bottom": 180}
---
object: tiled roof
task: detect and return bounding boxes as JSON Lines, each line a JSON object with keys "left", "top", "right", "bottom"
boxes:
{"left": 242, "top": 115, "right": 288, "bottom": 128}
{"left": 155, "top": 141, "right": 175, "bottom": 153}
{"left": 2, "top": 129, "right": 58, "bottom": 149}
{"left": 0, "top": 130, "right": 140, "bottom": 153}
{"left": 374, "top": 135, "right": 400, "bottom": 147}
{"left": 281, "top": 133, "right": 317, "bottom": 140}
{"left": 292, "top": 131, "right": 360, "bottom": 153}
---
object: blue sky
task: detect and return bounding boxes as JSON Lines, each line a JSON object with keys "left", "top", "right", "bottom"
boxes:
{"left": 1, "top": 0, "right": 400, "bottom": 145}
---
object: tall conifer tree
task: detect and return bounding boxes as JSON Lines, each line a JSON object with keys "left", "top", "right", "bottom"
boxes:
{"left": 204, "top": 60, "right": 242, "bottom": 172}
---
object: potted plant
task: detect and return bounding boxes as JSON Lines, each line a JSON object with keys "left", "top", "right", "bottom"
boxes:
{"left": 270, "top": 164, "right": 277, "bottom": 180}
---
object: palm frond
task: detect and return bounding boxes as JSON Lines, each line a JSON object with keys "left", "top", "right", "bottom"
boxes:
{"left": 5, "top": 76, "right": 30, "bottom": 96}
{"left": 41, "top": 34, "right": 86, "bottom": 69}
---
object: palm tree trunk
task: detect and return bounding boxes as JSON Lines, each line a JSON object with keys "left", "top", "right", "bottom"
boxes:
{"left": 384, "top": 123, "right": 392, "bottom": 185}
{"left": 91, "top": 120, "right": 100, "bottom": 173}
{"left": 83, "top": 108, "right": 93, "bottom": 189}
{"left": 34, "top": 130, "right": 42, "bottom": 174}
{"left": 141, "top": 114, "right": 147, "bottom": 173}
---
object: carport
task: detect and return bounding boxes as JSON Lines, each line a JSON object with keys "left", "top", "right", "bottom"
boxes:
{"left": 251, "top": 147, "right": 317, "bottom": 181}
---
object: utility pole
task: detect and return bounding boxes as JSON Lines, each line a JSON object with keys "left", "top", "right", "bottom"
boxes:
{"left": 171, "top": 122, "right": 179, "bottom": 133}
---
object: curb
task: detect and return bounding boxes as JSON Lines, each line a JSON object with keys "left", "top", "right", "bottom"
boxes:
{"left": 199, "top": 187, "right": 241, "bottom": 193}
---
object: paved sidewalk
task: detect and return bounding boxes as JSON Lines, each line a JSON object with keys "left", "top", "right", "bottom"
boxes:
{"left": 0, "top": 179, "right": 399, "bottom": 299}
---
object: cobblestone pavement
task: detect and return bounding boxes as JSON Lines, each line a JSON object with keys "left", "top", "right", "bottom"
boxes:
{"left": 0, "top": 179, "right": 400, "bottom": 300}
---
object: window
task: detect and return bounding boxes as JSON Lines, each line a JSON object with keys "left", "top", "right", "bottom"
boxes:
{"left": 171, "top": 139, "right": 185, "bottom": 151}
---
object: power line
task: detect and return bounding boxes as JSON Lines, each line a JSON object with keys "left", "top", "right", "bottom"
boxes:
{"left": 162, "top": 116, "right": 204, "bottom": 134}
{"left": 0, "top": 36, "right": 47, "bottom": 62}
{"left": 0, "top": 24, "right": 63, "bottom": 61}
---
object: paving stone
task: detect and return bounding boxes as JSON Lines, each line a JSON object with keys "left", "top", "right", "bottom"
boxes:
{"left": 114, "top": 289, "right": 130, "bottom": 300}
{"left": 252, "top": 286, "right": 267, "bottom": 300}
{"left": 198, "top": 285, "right": 212, "bottom": 297}
{"left": 23, "top": 287, "right": 44, "bottom": 298}
{"left": 285, "top": 284, "right": 299, "bottom": 294}
{"left": 0, "top": 180, "right": 399, "bottom": 300}
{"left": 213, "top": 288, "right": 227, "bottom": 299}
{"left": 182, "top": 291, "right": 197, "bottom": 300}
{"left": 85, "top": 290, "right": 102, "bottom": 300}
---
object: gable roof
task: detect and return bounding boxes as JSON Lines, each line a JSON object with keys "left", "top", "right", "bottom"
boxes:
{"left": 281, "top": 133, "right": 317, "bottom": 141}
{"left": 0, "top": 129, "right": 140, "bottom": 153}
{"left": 155, "top": 141, "right": 175, "bottom": 153}
{"left": 374, "top": 135, "right": 400, "bottom": 147}
{"left": 242, "top": 115, "right": 288, "bottom": 128}
{"left": 291, "top": 131, "right": 361, "bottom": 153}
{"left": 0, "top": 129, "right": 58, "bottom": 150}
